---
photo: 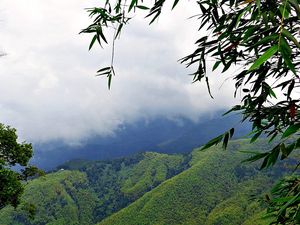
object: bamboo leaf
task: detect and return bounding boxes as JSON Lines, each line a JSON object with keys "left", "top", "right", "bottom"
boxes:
{"left": 108, "top": 73, "right": 112, "bottom": 89}
{"left": 251, "top": 130, "right": 262, "bottom": 143}
{"left": 172, "top": 0, "right": 180, "bottom": 9}
{"left": 282, "top": 28, "right": 300, "bottom": 49}
{"left": 89, "top": 35, "right": 97, "bottom": 50}
{"left": 242, "top": 152, "right": 269, "bottom": 163}
{"left": 129, "top": 0, "right": 138, "bottom": 12}
{"left": 222, "top": 132, "right": 229, "bottom": 149}
{"left": 282, "top": 124, "right": 300, "bottom": 138}
{"left": 249, "top": 45, "right": 278, "bottom": 71}
{"left": 136, "top": 5, "right": 149, "bottom": 10}
{"left": 201, "top": 134, "right": 224, "bottom": 150}
{"left": 212, "top": 61, "right": 221, "bottom": 71}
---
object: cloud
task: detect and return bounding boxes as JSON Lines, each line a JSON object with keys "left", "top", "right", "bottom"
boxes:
{"left": 0, "top": 1, "right": 240, "bottom": 143}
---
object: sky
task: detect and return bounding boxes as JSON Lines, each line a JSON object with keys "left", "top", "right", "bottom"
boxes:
{"left": 0, "top": 0, "right": 240, "bottom": 144}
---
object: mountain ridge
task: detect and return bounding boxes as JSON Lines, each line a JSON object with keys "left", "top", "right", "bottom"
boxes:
{"left": 0, "top": 138, "right": 289, "bottom": 225}
{"left": 32, "top": 114, "right": 250, "bottom": 170}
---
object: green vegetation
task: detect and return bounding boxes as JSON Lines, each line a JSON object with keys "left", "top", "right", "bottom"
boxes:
{"left": 0, "top": 152, "right": 185, "bottom": 224}
{"left": 206, "top": 176, "right": 270, "bottom": 225}
{"left": 0, "top": 138, "right": 296, "bottom": 225}
{"left": 0, "top": 170, "right": 98, "bottom": 225}
{"left": 62, "top": 152, "right": 185, "bottom": 222}
{"left": 98, "top": 140, "right": 292, "bottom": 225}
{"left": 0, "top": 123, "right": 42, "bottom": 210}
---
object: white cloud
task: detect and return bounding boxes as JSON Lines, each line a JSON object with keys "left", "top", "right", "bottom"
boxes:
{"left": 0, "top": 0, "right": 239, "bottom": 143}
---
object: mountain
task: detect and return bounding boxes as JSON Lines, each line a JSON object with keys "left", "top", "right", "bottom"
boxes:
{"left": 0, "top": 138, "right": 292, "bottom": 225}
{"left": 32, "top": 114, "right": 250, "bottom": 170}
{"left": 0, "top": 170, "right": 98, "bottom": 225}
{"left": 0, "top": 152, "right": 186, "bottom": 225}
{"left": 97, "top": 139, "right": 288, "bottom": 225}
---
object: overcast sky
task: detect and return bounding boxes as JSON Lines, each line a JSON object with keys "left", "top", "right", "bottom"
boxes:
{"left": 0, "top": 0, "right": 240, "bottom": 144}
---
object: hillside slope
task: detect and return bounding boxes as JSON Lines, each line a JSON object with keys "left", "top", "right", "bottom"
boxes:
{"left": 0, "top": 139, "right": 293, "bottom": 225}
{"left": 0, "top": 152, "right": 185, "bottom": 225}
{"left": 0, "top": 170, "right": 99, "bottom": 225}
{"left": 98, "top": 140, "right": 286, "bottom": 225}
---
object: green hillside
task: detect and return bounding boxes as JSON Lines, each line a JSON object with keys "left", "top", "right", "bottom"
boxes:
{"left": 98, "top": 140, "right": 287, "bottom": 225}
{"left": 0, "top": 170, "right": 99, "bottom": 225}
{"left": 61, "top": 152, "right": 185, "bottom": 222}
{"left": 0, "top": 139, "right": 293, "bottom": 225}
{"left": 0, "top": 152, "right": 185, "bottom": 224}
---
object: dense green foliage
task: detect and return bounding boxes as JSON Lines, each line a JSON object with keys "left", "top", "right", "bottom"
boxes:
{"left": 267, "top": 175, "right": 300, "bottom": 224}
{"left": 0, "top": 170, "right": 98, "bottom": 225}
{"left": 0, "top": 123, "right": 41, "bottom": 210}
{"left": 0, "top": 139, "right": 296, "bottom": 225}
{"left": 0, "top": 152, "right": 185, "bottom": 224}
{"left": 61, "top": 152, "right": 185, "bottom": 222}
{"left": 98, "top": 139, "right": 289, "bottom": 225}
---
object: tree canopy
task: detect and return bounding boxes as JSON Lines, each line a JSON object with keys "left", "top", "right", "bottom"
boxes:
{"left": 82, "top": 0, "right": 300, "bottom": 223}
{"left": 0, "top": 123, "right": 43, "bottom": 211}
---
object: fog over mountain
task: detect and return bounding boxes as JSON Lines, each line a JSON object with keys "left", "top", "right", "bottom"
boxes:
{"left": 31, "top": 114, "right": 250, "bottom": 170}
{"left": 0, "top": 1, "right": 241, "bottom": 147}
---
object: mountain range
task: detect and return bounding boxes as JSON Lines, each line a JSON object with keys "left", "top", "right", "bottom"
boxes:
{"left": 32, "top": 113, "right": 250, "bottom": 170}
{"left": 1, "top": 138, "right": 295, "bottom": 225}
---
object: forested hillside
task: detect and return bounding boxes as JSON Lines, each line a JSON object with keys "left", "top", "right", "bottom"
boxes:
{"left": 98, "top": 139, "right": 289, "bottom": 225}
{"left": 0, "top": 152, "right": 185, "bottom": 224}
{"left": 0, "top": 170, "right": 98, "bottom": 225}
{"left": 0, "top": 139, "right": 295, "bottom": 225}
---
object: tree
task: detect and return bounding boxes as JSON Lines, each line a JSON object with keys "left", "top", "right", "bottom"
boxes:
{"left": 0, "top": 123, "right": 43, "bottom": 211}
{"left": 81, "top": 0, "right": 300, "bottom": 223}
